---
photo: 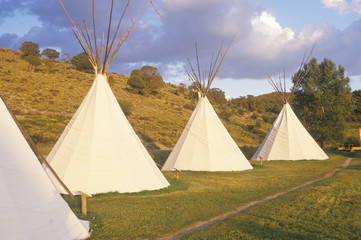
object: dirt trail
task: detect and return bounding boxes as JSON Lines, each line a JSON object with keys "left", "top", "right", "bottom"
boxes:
{"left": 159, "top": 158, "right": 353, "bottom": 240}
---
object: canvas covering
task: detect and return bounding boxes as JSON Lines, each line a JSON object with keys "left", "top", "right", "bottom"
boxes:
{"left": 163, "top": 96, "right": 253, "bottom": 171}
{"left": 251, "top": 103, "right": 328, "bottom": 161}
{"left": 45, "top": 74, "right": 169, "bottom": 194}
{"left": 0, "top": 97, "right": 89, "bottom": 240}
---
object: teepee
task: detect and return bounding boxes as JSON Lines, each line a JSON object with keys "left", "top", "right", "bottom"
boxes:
{"left": 162, "top": 40, "right": 253, "bottom": 171}
{"left": 0, "top": 95, "right": 89, "bottom": 239}
{"left": 251, "top": 49, "right": 328, "bottom": 161}
{"left": 45, "top": 0, "right": 169, "bottom": 194}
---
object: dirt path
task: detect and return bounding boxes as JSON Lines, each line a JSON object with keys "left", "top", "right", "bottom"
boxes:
{"left": 159, "top": 158, "right": 353, "bottom": 240}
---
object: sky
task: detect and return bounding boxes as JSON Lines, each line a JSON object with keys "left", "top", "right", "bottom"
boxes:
{"left": 1, "top": 0, "right": 361, "bottom": 98}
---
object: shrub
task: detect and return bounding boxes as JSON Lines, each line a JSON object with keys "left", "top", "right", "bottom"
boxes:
{"left": 255, "top": 119, "right": 262, "bottom": 129}
{"left": 251, "top": 111, "right": 258, "bottom": 119}
{"left": 127, "top": 75, "right": 145, "bottom": 89}
{"left": 118, "top": 100, "right": 133, "bottom": 116}
{"left": 108, "top": 75, "right": 114, "bottom": 85}
{"left": 183, "top": 103, "right": 195, "bottom": 110}
{"left": 238, "top": 108, "right": 246, "bottom": 116}
{"left": 25, "top": 55, "right": 42, "bottom": 71}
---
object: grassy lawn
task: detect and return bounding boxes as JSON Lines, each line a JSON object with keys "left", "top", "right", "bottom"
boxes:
{"left": 183, "top": 154, "right": 361, "bottom": 240}
{"left": 63, "top": 152, "right": 360, "bottom": 240}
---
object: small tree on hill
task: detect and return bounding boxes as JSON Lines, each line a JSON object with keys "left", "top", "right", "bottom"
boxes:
{"left": 43, "top": 58, "right": 55, "bottom": 74}
{"left": 42, "top": 48, "right": 60, "bottom": 60}
{"left": 127, "top": 66, "right": 164, "bottom": 95}
{"left": 19, "top": 41, "right": 40, "bottom": 58}
{"left": 70, "top": 52, "right": 93, "bottom": 72}
{"left": 25, "top": 55, "right": 42, "bottom": 71}
{"left": 62, "top": 53, "right": 70, "bottom": 69}
{"left": 141, "top": 65, "right": 164, "bottom": 95}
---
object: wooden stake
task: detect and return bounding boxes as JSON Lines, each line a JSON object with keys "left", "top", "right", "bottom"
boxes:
{"left": 176, "top": 169, "right": 180, "bottom": 180}
{"left": 259, "top": 156, "right": 263, "bottom": 167}
{"left": 358, "top": 126, "right": 361, "bottom": 147}
{"left": 81, "top": 192, "right": 87, "bottom": 215}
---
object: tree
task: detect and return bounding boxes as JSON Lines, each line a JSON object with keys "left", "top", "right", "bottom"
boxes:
{"left": 25, "top": 55, "right": 42, "bottom": 71}
{"left": 140, "top": 65, "right": 164, "bottom": 94}
{"left": 208, "top": 88, "right": 227, "bottom": 105}
{"left": 352, "top": 90, "right": 361, "bottom": 125}
{"left": 19, "top": 41, "right": 40, "bottom": 58}
{"left": 41, "top": 48, "right": 60, "bottom": 60}
{"left": 62, "top": 53, "right": 70, "bottom": 69}
{"left": 293, "top": 58, "right": 353, "bottom": 148}
{"left": 70, "top": 52, "right": 93, "bottom": 71}
{"left": 127, "top": 66, "right": 164, "bottom": 95}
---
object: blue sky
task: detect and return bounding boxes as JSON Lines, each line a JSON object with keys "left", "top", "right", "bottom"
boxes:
{"left": 1, "top": 0, "right": 361, "bottom": 98}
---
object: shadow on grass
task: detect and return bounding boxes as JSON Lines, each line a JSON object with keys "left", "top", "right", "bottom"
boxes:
{"left": 83, "top": 178, "right": 189, "bottom": 199}
{"left": 240, "top": 145, "right": 258, "bottom": 159}
{"left": 152, "top": 150, "right": 171, "bottom": 167}
{"left": 327, "top": 150, "right": 361, "bottom": 159}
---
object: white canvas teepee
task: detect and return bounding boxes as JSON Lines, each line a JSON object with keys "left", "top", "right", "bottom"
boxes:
{"left": 251, "top": 103, "right": 328, "bottom": 160}
{"left": 163, "top": 40, "right": 253, "bottom": 171}
{"left": 45, "top": 0, "right": 169, "bottom": 194}
{"left": 0, "top": 96, "right": 89, "bottom": 239}
{"left": 251, "top": 48, "right": 328, "bottom": 161}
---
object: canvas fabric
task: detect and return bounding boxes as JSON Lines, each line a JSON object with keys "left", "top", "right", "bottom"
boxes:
{"left": 251, "top": 103, "right": 328, "bottom": 161}
{"left": 0, "top": 97, "right": 89, "bottom": 240}
{"left": 45, "top": 74, "right": 169, "bottom": 194}
{"left": 163, "top": 96, "right": 253, "bottom": 171}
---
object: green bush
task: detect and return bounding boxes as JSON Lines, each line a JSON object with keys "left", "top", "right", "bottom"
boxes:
{"left": 183, "top": 103, "right": 195, "bottom": 110}
{"left": 255, "top": 119, "right": 262, "bottom": 129}
{"left": 127, "top": 75, "right": 145, "bottom": 89}
{"left": 25, "top": 55, "right": 42, "bottom": 71}
{"left": 118, "top": 100, "right": 133, "bottom": 116}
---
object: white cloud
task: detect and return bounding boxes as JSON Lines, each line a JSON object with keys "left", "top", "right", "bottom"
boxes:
{"left": 351, "top": 0, "right": 361, "bottom": 14}
{"left": 251, "top": 11, "right": 294, "bottom": 40}
{"left": 321, "top": 0, "right": 349, "bottom": 14}
{"left": 321, "top": 0, "right": 361, "bottom": 15}
{"left": 242, "top": 11, "right": 299, "bottom": 60}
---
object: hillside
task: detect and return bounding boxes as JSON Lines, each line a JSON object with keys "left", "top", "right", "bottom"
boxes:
{"left": 0, "top": 47, "right": 281, "bottom": 156}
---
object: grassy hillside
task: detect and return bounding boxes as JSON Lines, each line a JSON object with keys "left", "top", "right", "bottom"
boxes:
{"left": 0, "top": 47, "right": 279, "bottom": 155}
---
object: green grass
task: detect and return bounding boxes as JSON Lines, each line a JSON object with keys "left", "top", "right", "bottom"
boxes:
{"left": 61, "top": 152, "right": 359, "bottom": 240}
{"left": 182, "top": 155, "right": 361, "bottom": 240}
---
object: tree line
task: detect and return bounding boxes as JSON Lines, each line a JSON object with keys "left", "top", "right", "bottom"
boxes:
{"left": 19, "top": 41, "right": 89, "bottom": 72}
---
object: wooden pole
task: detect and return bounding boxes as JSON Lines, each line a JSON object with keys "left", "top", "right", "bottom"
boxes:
{"left": 0, "top": 94, "right": 75, "bottom": 199}
{"left": 259, "top": 156, "right": 263, "bottom": 167}
{"left": 358, "top": 126, "right": 361, "bottom": 147}
{"left": 81, "top": 193, "right": 87, "bottom": 215}
{"left": 176, "top": 169, "right": 180, "bottom": 180}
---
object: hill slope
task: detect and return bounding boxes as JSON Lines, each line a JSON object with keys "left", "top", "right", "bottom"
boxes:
{"left": 0, "top": 47, "right": 280, "bottom": 156}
